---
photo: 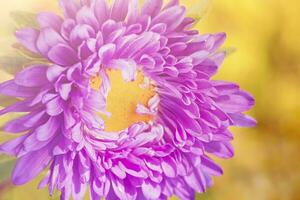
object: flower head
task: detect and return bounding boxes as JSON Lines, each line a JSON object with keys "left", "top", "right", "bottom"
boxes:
{"left": 0, "top": 0, "right": 255, "bottom": 199}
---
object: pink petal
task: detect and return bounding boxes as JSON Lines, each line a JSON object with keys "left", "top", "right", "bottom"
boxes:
{"left": 36, "top": 28, "right": 65, "bottom": 55}
{"left": 204, "top": 141, "right": 234, "bottom": 159}
{"left": 45, "top": 95, "right": 64, "bottom": 116}
{"left": 152, "top": 5, "right": 186, "bottom": 32}
{"left": 110, "top": 0, "right": 129, "bottom": 21}
{"left": 141, "top": 180, "right": 161, "bottom": 199}
{"left": 184, "top": 170, "right": 206, "bottom": 193}
{"left": 4, "top": 110, "right": 46, "bottom": 133}
{"left": 15, "top": 28, "right": 39, "bottom": 53}
{"left": 229, "top": 113, "right": 257, "bottom": 127}
{"left": 15, "top": 64, "right": 48, "bottom": 87}
{"left": 94, "top": 0, "right": 109, "bottom": 25}
{"left": 59, "top": 0, "right": 79, "bottom": 18}
{"left": 0, "top": 80, "right": 38, "bottom": 98}
{"left": 76, "top": 6, "right": 99, "bottom": 28}
{"left": 110, "top": 59, "right": 137, "bottom": 82}
{"left": 12, "top": 148, "right": 51, "bottom": 185}
{"left": 0, "top": 135, "right": 27, "bottom": 156}
{"left": 161, "top": 157, "right": 177, "bottom": 178}
{"left": 70, "top": 24, "right": 95, "bottom": 47}
{"left": 201, "top": 156, "right": 223, "bottom": 176}
{"left": 35, "top": 117, "right": 59, "bottom": 141}
{"left": 98, "top": 43, "right": 116, "bottom": 64}
{"left": 216, "top": 91, "right": 255, "bottom": 113}
{"left": 47, "top": 65, "right": 66, "bottom": 82}
{"left": 48, "top": 44, "right": 78, "bottom": 66}
{"left": 37, "top": 12, "right": 63, "bottom": 31}
{"left": 142, "top": 0, "right": 163, "bottom": 17}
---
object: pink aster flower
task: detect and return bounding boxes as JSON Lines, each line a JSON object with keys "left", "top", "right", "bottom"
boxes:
{"left": 0, "top": 0, "right": 255, "bottom": 199}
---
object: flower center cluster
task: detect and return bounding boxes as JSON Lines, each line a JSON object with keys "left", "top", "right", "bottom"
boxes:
{"left": 91, "top": 70, "right": 156, "bottom": 132}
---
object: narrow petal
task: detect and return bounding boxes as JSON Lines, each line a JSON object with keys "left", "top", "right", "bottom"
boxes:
{"left": 0, "top": 80, "right": 38, "bottom": 98}
{"left": 4, "top": 110, "right": 46, "bottom": 133}
{"left": 0, "top": 95, "right": 19, "bottom": 107}
{"left": 184, "top": 170, "right": 206, "bottom": 193}
{"left": 0, "top": 135, "right": 27, "bottom": 156}
{"left": 204, "top": 141, "right": 234, "bottom": 159}
{"left": 201, "top": 156, "right": 223, "bottom": 176}
{"left": 216, "top": 91, "right": 255, "bottom": 113}
{"left": 94, "top": 0, "right": 109, "bottom": 25}
{"left": 12, "top": 148, "right": 52, "bottom": 185}
{"left": 229, "top": 113, "right": 257, "bottom": 127}
{"left": 110, "top": 0, "right": 129, "bottom": 21}
{"left": 15, "top": 64, "right": 49, "bottom": 87}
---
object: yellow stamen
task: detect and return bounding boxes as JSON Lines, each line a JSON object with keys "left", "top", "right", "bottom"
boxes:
{"left": 90, "top": 75, "right": 102, "bottom": 90}
{"left": 91, "top": 70, "right": 155, "bottom": 132}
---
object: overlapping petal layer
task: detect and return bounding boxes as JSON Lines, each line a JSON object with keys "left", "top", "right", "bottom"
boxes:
{"left": 0, "top": 0, "right": 255, "bottom": 199}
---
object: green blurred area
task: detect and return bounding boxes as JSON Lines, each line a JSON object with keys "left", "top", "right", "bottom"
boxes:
{"left": 0, "top": 0, "right": 300, "bottom": 199}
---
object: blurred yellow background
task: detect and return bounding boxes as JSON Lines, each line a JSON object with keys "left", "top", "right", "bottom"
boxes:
{"left": 0, "top": 0, "right": 300, "bottom": 200}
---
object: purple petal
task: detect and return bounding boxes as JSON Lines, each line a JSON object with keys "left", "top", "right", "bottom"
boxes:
{"left": 59, "top": 0, "right": 79, "bottom": 18}
{"left": 142, "top": 0, "right": 163, "bottom": 17}
{"left": 0, "top": 135, "right": 27, "bottom": 156}
{"left": 35, "top": 117, "right": 59, "bottom": 141}
{"left": 12, "top": 148, "right": 51, "bottom": 185}
{"left": 15, "top": 28, "right": 39, "bottom": 53}
{"left": 98, "top": 43, "right": 116, "bottom": 64}
{"left": 36, "top": 28, "right": 65, "bottom": 55}
{"left": 44, "top": 95, "right": 64, "bottom": 116}
{"left": 152, "top": 5, "right": 186, "bottom": 32}
{"left": 4, "top": 110, "right": 46, "bottom": 133}
{"left": 204, "top": 141, "right": 234, "bottom": 159}
{"left": 110, "top": 176, "right": 125, "bottom": 199}
{"left": 0, "top": 100, "right": 33, "bottom": 115}
{"left": 48, "top": 44, "right": 78, "bottom": 66}
{"left": 184, "top": 170, "right": 206, "bottom": 193}
{"left": 110, "top": 0, "right": 129, "bottom": 21}
{"left": 110, "top": 59, "right": 137, "bottom": 82}
{"left": 37, "top": 12, "right": 63, "bottom": 31}
{"left": 141, "top": 180, "right": 161, "bottom": 200}
{"left": 0, "top": 80, "right": 38, "bottom": 98}
{"left": 216, "top": 91, "right": 255, "bottom": 113}
{"left": 47, "top": 65, "right": 66, "bottom": 82}
{"left": 94, "top": 0, "right": 109, "bottom": 25}
{"left": 15, "top": 64, "right": 48, "bottom": 87}
{"left": 111, "top": 164, "right": 126, "bottom": 179}
{"left": 70, "top": 24, "right": 96, "bottom": 47}
{"left": 229, "top": 113, "right": 257, "bottom": 127}
{"left": 161, "top": 157, "right": 177, "bottom": 178}
{"left": 76, "top": 6, "right": 99, "bottom": 28}
{"left": 201, "top": 156, "right": 223, "bottom": 176}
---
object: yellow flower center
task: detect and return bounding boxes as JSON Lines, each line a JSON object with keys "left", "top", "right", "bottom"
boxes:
{"left": 91, "top": 70, "right": 156, "bottom": 132}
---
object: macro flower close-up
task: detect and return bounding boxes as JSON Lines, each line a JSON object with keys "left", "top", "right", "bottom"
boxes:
{"left": 0, "top": 0, "right": 258, "bottom": 199}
